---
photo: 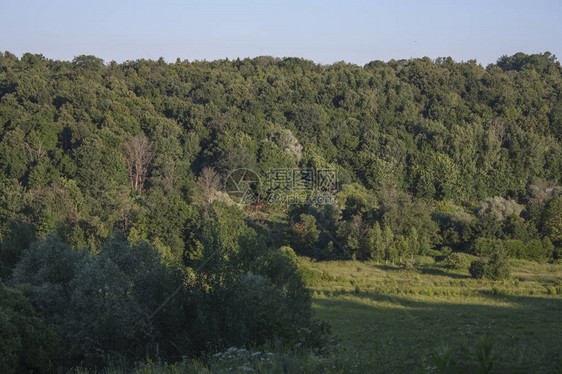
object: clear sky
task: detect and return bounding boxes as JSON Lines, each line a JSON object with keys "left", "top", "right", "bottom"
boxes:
{"left": 1, "top": 0, "right": 561, "bottom": 66}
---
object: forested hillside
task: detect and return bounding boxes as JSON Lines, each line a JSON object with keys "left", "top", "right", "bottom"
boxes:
{"left": 1, "top": 51, "right": 562, "bottom": 371}
{"left": 1, "top": 51, "right": 561, "bottom": 259}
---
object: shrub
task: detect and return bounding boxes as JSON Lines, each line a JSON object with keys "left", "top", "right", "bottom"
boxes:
{"left": 474, "top": 334, "right": 504, "bottom": 373}
{"left": 0, "top": 221, "right": 36, "bottom": 279}
{"left": 402, "top": 257, "right": 416, "bottom": 270}
{"left": 469, "top": 248, "right": 511, "bottom": 280}
{"left": 285, "top": 214, "right": 320, "bottom": 256}
{"left": 471, "top": 237, "right": 551, "bottom": 262}
{"left": 486, "top": 248, "right": 511, "bottom": 280}
{"left": 477, "top": 196, "right": 522, "bottom": 221}
{"left": 11, "top": 231, "right": 187, "bottom": 367}
{"left": 469, "top": 260, "right": 488, "bottom": 279}
{"left": 415, "top": 255, "right": 436, "bottom": 266}
{"left": 429, "top": 344, "right": 455, "bottom": 373}
{"left": 0, "top": 282, "right": 59, "bottom": 373}
{"left": 187, "top": 243, "right": 328, "bottom": 352}
{"left": 444, "top": 252, "right": 469, "bottom": 269}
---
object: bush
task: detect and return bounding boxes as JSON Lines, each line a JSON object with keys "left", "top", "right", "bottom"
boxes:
{"left": 0, "top": 221, "right": 36, "bottom": 279}
{"left": 187, "top": 243, "right": 328, "bottom": 353}
{"left": 401, "top": 257, "right": 417, "bottom": 270}
{"left": 469, "top": 260, "right": 488, "bottom": 279}
{"left": 286, "top": 214, "right": 320, "bottom": 256}
{"left": 9, "top": 218, "right": 328, "bottom": 369}
{"left": 444, "top": 252, "right": 469, "bottom": 270}
{"left": 0, "top": 282, "right": 59, "bottom": 374}
{"left": 11, "top": 231, "right": 187, "bottom": 367}
{"left": 469, "top": 248, "right": 511, "bottom": 280}
{"left": 471, "top": 237, "right": 551, "bottom": 262}
{"left": 486, "top": 248, "right": 511, "bottom": 280}
{"left": 415, "top": 255, "right": 436, "bottom": 266}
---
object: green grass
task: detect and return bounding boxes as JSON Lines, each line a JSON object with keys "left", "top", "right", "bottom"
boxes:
{"left": 303, "top": 257, "right": 562, "bottom": 373}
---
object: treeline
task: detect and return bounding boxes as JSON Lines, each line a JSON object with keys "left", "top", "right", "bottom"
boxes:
{"left": 285, "top": 184, "right": 561, "bottom": 264}
{"left": 0, "top": 51, "right": 561, "bottom": 257}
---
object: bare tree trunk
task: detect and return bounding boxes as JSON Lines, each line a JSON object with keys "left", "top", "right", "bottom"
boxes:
{"left": 197, "top": 167, "right": 221, "bottom": 209}
{"left": 123, "top": 134, "right": 155, "bottom": 192}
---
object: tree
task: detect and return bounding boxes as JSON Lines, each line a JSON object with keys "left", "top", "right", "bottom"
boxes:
{"left": 270, "top": 128, "right": 303, "bottom": 162}
{"left": 11, "top": 231, "right": 188, "bottom": 367}
{"left": 286, "top": 214, "right": 320, "bottom": 256}
{"left": 195, "top": 167, "right": 222, "bottom": 208}
{"left": 368, "top": 222, "right": 385, "bottom": 263}
{"left": 469, "top": 259, "right": 487, "bottom": 279}
{"left": 486, "top": 247, "right": 511, "bottom": 280}
{"left": 469, "top": 247, "right": 510, "bottom": 280}
{"left": 123, "top": 134, "right": 155, "bottom": 192}
{"left": 0, "top": 221, "right": 36, "bottom": 279}
{"left": 382, "top": 226, "right": 397, "bottom": 264}
{"left": 0, "top": 282, "right": 59, "bottom": 374}
{"left": 542, "top": 197, "right": 562, "bottom": 245}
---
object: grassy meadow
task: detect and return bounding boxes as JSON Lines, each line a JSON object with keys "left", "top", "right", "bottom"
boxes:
{"left": 302, "top": 257, "right": 562, "bottom": 373}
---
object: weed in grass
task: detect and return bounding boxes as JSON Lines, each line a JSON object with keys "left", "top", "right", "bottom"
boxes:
{"left": 474, "top": 334, "right": 504, "bottom": 374}
{"left": 428, "top": 344, "right": 455, "bottom": 373}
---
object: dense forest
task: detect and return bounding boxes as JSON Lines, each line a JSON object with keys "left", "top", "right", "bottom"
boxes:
{"left": 1, "top": 51, "right": 562, "bottom": 372}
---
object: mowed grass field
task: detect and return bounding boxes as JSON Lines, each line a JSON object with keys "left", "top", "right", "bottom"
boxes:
{"left": 301, "top": 257, "right": 562, "bottom": 373}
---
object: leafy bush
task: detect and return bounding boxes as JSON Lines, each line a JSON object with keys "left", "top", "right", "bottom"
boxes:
{"left": 486, "top": 248, "right": 511, "bottom": 280}
{"left": 477, "top": 197, "right": 522, "bottom": 221}
{"left": 286, "top": 214, "right": 321, "bottom": 256}
{"left": 469, "top": 248, "right": 511, "bottom": 280}
{"left": 415, "top": 255, "right": 436, "bottom": 266}
{"left": 0, "top": 282, "right": 59, "bottom": 373}
{"left": 187, "top": 240, "right": 328, "bottom": 353}
{"left": 443, "top": 252, "right": 470, "bottom": 270}
{"left": 471, "top": 237, "right": 550, "bottom": 262}
{"left": 428, "top": 343, "right": 455, "bottom": 373}
{"left": 0, "top": 221, "right": 36, "bottom": 279}
{"left": 469, "top": 260, "right": 488, "bottom": 279}
{"left": 11, "top": 231, "right": 187, "bottom": 367}
{"left": 401, "top": 257, "right": 417, "bottom": 270}
{"left": 474, "top": 334, "right": 504, "bottom": 374}
{"left": 9, "top": 220, "right": 327, "bottom": 369}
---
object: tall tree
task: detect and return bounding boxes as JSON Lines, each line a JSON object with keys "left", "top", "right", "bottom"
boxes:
{"left": 123, "top": 134, "right": 155, "bottom": 192}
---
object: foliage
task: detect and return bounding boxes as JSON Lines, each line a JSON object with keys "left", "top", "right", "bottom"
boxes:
{"left": 0, "top": 52, "right": 561, "bottom": 255}
{"left": 469, "top": 247, "right": 511, "bottom": 280}
{"left": 474, "top": 334, "right": 504, "bottom": 374}
{"left": 7, "top": 215, "right": 326, "bottom": 369}
{"left": 428, "top": 344, "right": 455, "bottom": 373}
{"left": 542, "top": 197, "right": 562, "bottom": 245}
{"left": 0, "top": 220, "right": 36, "bottom": 279}
{"left": 443, "top": 252, "right": 470, "bottom": 270}
{"left": 286, "top": 213, "right": 321, "bottom": 257}
{"left": 469, "top": 259, "right": 488, "bottom": 279}
{"left": 0, "top": 281, "right": 59, "bottom": 374}
{"left": 11, "top": 231, "right": 187, "bottom": 367}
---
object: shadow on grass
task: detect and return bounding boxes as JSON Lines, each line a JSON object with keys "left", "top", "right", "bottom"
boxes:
{"left": 322, "top": 287, "right": 561, "bottom": 310}
{"left": 417, "top": 265, "right": 471, "bottom": 279}
{"left": 367, "top": 263, "right": 471, "bottom": 280}
{"left": 313, "top": 291, "right": 562, "bottom": 373}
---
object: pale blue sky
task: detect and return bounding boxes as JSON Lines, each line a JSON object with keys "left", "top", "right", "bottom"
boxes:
{"left": 1, "top": 0, "right": 560, "bottom": 65}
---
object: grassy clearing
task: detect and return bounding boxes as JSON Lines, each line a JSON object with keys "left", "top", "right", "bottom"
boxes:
{"left": 302, "top": 257, "right": 562, "bottom": 373}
